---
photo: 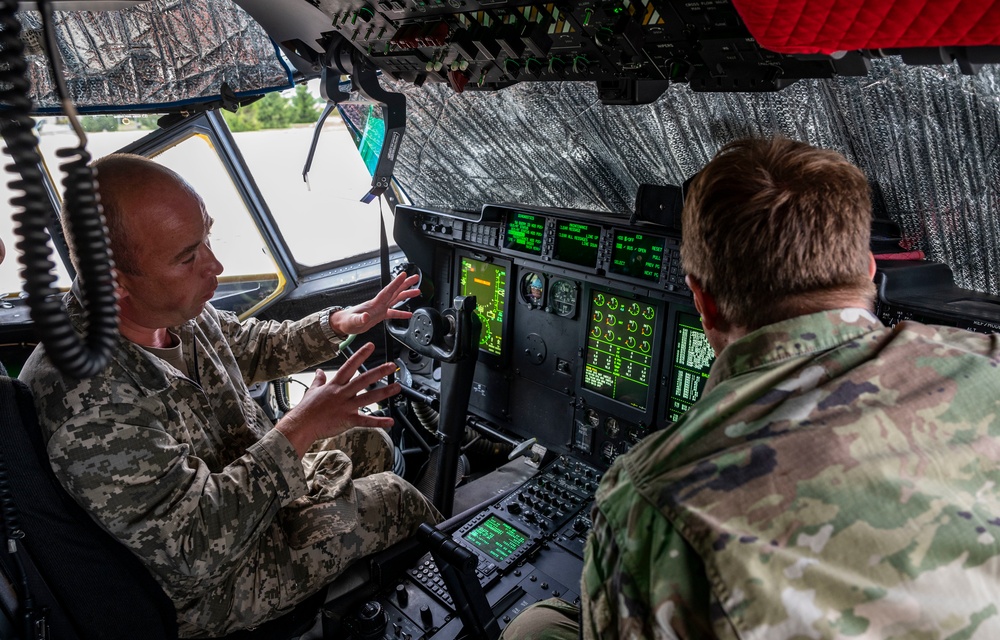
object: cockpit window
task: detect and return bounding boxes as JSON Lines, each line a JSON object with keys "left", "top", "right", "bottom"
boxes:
{"left": 149, "top": 134, "right": 282, "bottom": 318}
{"left": 233, "top": 84, "right": 396, "bottom": 269}
{"left": 15, "top": 115, "right": 283, "bottom": 318}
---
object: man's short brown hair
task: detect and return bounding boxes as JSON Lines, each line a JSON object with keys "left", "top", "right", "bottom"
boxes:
{"left": 681, "top": 137, "right": 875, "bottom": 329}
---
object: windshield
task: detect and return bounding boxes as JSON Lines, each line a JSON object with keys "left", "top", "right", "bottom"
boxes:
{"left": 388, "top": 58, "right": 1000, "bottom": 297}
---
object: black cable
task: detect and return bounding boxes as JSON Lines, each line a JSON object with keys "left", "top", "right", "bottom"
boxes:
{"left": 3, "top": 0, "right": 119, "bottom": 380}
{"left": 272, "top": 378, "right": 292, "bottom": 414}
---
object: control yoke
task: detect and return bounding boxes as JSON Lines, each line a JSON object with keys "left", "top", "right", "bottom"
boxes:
{"left": 387, "top": 296, "right": 481, "bottom": 516}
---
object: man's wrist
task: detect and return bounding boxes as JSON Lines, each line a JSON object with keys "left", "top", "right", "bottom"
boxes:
{"left": 321, "top": 306, "right": 347, "bottom": 338}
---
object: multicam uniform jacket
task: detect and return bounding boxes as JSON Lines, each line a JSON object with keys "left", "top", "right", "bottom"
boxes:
{"left": 582, "top": 308, "right": 1000, "bottom": 640}
{"left": 19, "top": 292, "right": 438, "bottom": 637}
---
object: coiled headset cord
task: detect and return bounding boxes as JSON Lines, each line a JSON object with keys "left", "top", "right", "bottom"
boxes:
{"left": 1, "top": 0, "right": 119, "bottom": 380}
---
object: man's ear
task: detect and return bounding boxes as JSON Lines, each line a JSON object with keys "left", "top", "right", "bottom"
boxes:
{"left": 685, "top": 274, "right": 723, "bottom": 331}
{"left": 868, "top": 251, "right": 877, "bottom": 280}
{"left": 113, "top": 269, "right": 131, "bottom": 305}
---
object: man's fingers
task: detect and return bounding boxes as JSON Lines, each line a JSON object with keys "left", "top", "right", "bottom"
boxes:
{"left": 384, "top": 308, "right": 414, "bottom": 321}
{"left": 342, "top": 363, "right": 398, "bottom": 397}
{"left": 309, "top": 369, "right": 326, "bottom": 388}
{"left": 391, "top": 287, "right": 422, "bottom": 305}
{"left": 348, "top": 312, "right": 371, "bottom": 330}
{"left": 354, "top": 381, "right": 401, "bottom": 407}
{"left": 378, "top": 273, "right": 419, "bottom": 305}
{"left": 330, "top": 341, "right": 376, "bottom": 384}
{"left": 374, "top": 272, "right": 408, "bottom": 302}
{"left": 330, "top": 381, "right": 400, "bottom": 416}
{"left": 353, "top": 414, "right": 395, "bottom": 430}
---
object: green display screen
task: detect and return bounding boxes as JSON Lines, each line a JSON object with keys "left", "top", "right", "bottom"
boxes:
{"left": 504, "top": 211, "right": 545, "bottom": 255}
{"left": 459, "top": 256, "right": 507, "bottom": 356}
{"left": 582, "top": 290, "right": 656, "bottom": 411}
{"left": 463, "top": 515, "right": 529, "bottom": 562}
{"left": 350, "top": 104, "right": 384, "bottom": 176}
{"left": 609, "top": 231, "right": 664, "bottom": 282}
{"left": 553, "top": 220, "right": 600, "bottom": 267}
{"left": 667, "top": 311, "right": 714, "bottom": 422}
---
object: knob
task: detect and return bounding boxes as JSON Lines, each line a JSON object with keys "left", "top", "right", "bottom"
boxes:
{"left": 354, "top": 601, "right": 388, "bottom": 639}
{"left": 420, "top": 605, "right": 434, "bottom": 627}
{"left": 595, "top": 27, "right": 615, "bottom": 48}
{"left": 507, "top": 502, "right": 523, "bottom": 515}
{"left": 396, "top": 583, "right": 409, "bottom": 607}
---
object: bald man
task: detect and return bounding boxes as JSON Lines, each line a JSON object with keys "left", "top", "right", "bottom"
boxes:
{"left": 21, "top": 153, "right": 440, "bottom": 637}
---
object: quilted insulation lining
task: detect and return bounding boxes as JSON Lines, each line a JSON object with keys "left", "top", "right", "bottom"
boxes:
{"left": 731, "top": 0, "right": 1000, "bottom": 54}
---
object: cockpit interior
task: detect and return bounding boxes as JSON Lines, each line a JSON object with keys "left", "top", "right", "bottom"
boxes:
{"left": 1, "top": 0, "right": 1000, "bottom": 639}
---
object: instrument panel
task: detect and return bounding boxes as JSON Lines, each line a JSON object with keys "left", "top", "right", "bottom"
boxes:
{"left": 394, "top": 201, "right": 712, "bottom": 471}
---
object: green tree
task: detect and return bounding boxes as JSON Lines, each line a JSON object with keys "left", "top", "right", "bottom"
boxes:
{"left": 80, "top": 115, "right": 119, "bottom": 132}
{"left": 221, "top": 108, "right": 261, "bottom": 132}
{"left": 254, "top": 92, "right": 291, "bottom": 129}
{"left": 134, "top": 115, "right": 161, "bottom": 130}
{"left": 290, "top": 84, "right": 320, "bottom": 123}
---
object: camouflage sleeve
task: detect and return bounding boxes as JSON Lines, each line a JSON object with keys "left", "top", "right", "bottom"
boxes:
{"left": 213, "top": 306, "right": 346, "bottom": 384}
{"left": 582, "top": 466, "right": 726, "bottom": 640}
{"left": 46, "top": 400, "right": 309, "bottom": 579}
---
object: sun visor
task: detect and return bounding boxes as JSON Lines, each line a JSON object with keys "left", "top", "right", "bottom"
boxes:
{"left": 390, "top": 56, "right": 1000, "bottom": 298}
{"left": 18, "top": 0, "right": 292, "bottom": 114}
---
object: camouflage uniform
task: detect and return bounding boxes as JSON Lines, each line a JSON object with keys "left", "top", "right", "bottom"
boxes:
{"left": 504, "top": 308, "right": 1000, "bottom": 640}
{"left": 20, "top": 290, "right": 441, "bottom": 638}
{"left": 580, "top": 308, "right": 1000, "bottom": 639}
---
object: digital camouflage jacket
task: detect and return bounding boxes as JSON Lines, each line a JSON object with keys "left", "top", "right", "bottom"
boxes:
{"left": 19, "top": 293, "right": 347, "bottom": 633}
{"left": 583, "top": 308, "right": 1000, "bottom": 640}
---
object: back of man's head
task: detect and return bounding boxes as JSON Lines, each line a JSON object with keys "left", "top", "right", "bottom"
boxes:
{"left": 681, "top": 137, "right": 875, "bottom": 330}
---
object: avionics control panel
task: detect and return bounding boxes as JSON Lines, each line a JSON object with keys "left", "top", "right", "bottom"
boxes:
{"left": 255, "top": 0, "right": 881, "bottom": 105}
{"left": 348, "top": 456, "right": 596, "bottom": 639}
{"left": 412, "top": 204, "right": 689, "bottom": 295}
{"left": 397, "top": 204, "right": 1000, "bottom": 478}
{"left": 394, "top": 202, "right": 713, "bottom": 471}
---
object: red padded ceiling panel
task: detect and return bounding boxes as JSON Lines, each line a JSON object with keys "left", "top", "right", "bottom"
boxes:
{"left": 730, "top": 0, "right": 1000, "bottom": 55}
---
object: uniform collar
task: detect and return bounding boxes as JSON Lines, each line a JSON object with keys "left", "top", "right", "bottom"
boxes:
{"left": 706, "top": 308, "right": 883, "bottom": 392}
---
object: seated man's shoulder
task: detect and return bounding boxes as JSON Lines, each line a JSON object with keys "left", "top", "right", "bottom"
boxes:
{"left": 597, "top": 429, "right": 683, "bottom": 511}
{"left": 894, "top": 320, "right": 1000, "bottom": 360}
{"left": 19, "top": 344, "right": 146, "bottom": 428}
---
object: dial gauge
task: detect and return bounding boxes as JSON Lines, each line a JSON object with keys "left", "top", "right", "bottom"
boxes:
{"left": 520, "top": 272, "right": 546, "bottom": 308}
{"left": 549, "top": 279, "right": 578, "bottom": 317}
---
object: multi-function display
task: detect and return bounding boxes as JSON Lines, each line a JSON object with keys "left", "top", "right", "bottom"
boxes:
{"left": 553, "top": 220, "right": 600, "bottom": 267}
{"left": 609, "top": 231, "right": 665, "bottom": 282}
{"left": 459, "top": 256, "right": 507, "bottom": 357}
{"left": 667, "top": 311, "right": 714, "bottom": 422}
{"left": 582, "top": 291, "right": 656, "bottom": 411}
{"left": 503, "top": 211, "right": 545, "bottom": 256}
{"left": 463, "top": 515, "right": 529, "bottom": 562}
